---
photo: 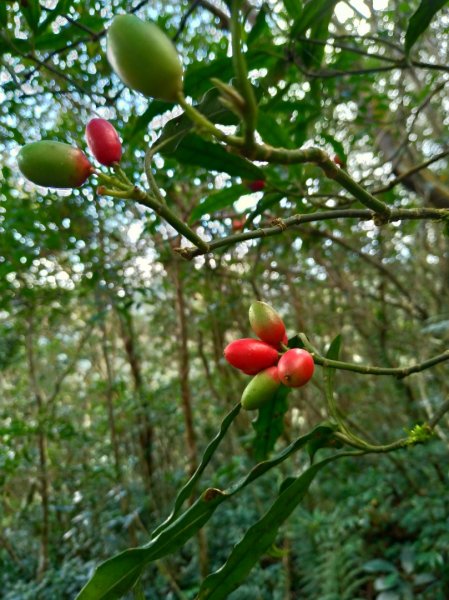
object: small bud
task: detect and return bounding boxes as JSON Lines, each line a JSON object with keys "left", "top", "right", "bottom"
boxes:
{"left": 246, "top": 179, "right": 266, "bottom": 192}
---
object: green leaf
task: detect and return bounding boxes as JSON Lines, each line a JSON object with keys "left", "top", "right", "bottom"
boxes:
{"left": 226, "top": 423, "right": 337, "bottom": 496}
{"left": 75, "top": 549, "right": 148, "bottom": 600}
{"left": 155, "top": 88, "right": 238, "bottom": 154}
{"left": 284, "top": 0, "right": 303, "bottom": 20}
{"left": 77, "top": 492, "right": 226, "bottom": 599}
{"left": 0, "top": 2, "right": 7, "bottom": 27}
{"left": 252, "top": 385, "right": 290, "bottom": 460}
{"left": 151, "top": 403, "right": 241, "bottom": 538}
{"left": 124, "top": 101, "right": 174, "bottom": 143}
{"left": 405, "top": 0, "right": 449, "bottom": 54}
{"left": 20, "top": 0, "right": 41, "bottom": 32}
{"left": 78, "top": 423, "right": 335, "bottom": 599}
{"left": 37, "top": 0, "right": 72, "bottom": 34}
{"left": 326, "top": 334, "right": 341, "bottom": 360}
{"left": 257, "top": 111, "right": 293, "bottom": 148}
{"left": 323, "top": 335, "right": 341, "bottom": 423}
{"left": 307, "top": 420, "right": 340, "bottom": 460}
{"left": 247, "top": 6, "right": 270, "bottom": 47}
{"left": 245, "top": 192, "right": 284, "bottom": 227}
{"left": 302, "top": 2, "right": 337, "bottom": 69}
{"left": 162, "top": 134, "right": 264, "bottom": 179}
{"left": 184, "top": 51, "right": 275, "bottom": 97}
{"left": 363, "top": 559, "right": 398, "bottom": 574}
{"left": 197, "top": 454, "right": 345, "bottom": 599}
{"left": 190, "top": 185, "right": 248, "bottom": 222}
{"left": 292, "top": 0, "right": 337, "bottom": 37}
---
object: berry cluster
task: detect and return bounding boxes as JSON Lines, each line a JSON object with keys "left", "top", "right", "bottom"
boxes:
{"left": 18, "top": 118, "right": 122, "bottom": 190}
{"left": 224, "top": 301, "right": 315, "bottom": 410}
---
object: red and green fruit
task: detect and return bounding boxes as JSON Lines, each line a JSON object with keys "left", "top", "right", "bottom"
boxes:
{"left": 241, "top": 366, "right": 281, "bottom": 410}
{"left": 278, "top": 348, "right": 314, "bottom": 388}
{"left": 249, "top": 301, "right": 286, "bottom": 346}
{"left": 107, "top": 14, "right": 183, "bottom": 102}
{"left": 85, "top": 118, "right": 122, "bottom": 166}
{"left": 223, "top": 338, "right": 278, "bottom": 375}
{"left": 18, "top": 141, "right": 93, "bottom": 188}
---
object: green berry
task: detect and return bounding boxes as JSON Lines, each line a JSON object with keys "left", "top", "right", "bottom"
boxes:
{"left": 18, "top": 141, "right": 93, "bottom": 189}
{"left": 107, "top": 14, "right": 183, "bottom": 102}
{"left": 241, "top": 366, "right": 281, "bottom": 410}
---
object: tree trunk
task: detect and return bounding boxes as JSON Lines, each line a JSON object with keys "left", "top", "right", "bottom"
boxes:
{"left": 26, "top": 315, "right": 49, "bottom": 579}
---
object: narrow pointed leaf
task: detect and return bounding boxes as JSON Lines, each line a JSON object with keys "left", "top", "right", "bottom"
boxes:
{"left": 151, "top": 403, "right": 241, "bottom": 538}
{"left": 190, "top": 185, "right": 248, "bottom": 222}
{"left": 252, "top": 385, "right": 290, "bottom": 460}
{"left": 405, "top": 0, "right": 449, "bottom": 54}
{"left": 197, "top": 455, "right": 344, "bottom": 599}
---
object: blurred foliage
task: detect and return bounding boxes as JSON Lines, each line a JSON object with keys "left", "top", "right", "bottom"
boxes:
{"left": 1, "top": 0, "right": 449, "bottom": 598}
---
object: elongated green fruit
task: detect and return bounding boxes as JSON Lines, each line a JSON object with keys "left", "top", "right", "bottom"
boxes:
{"left": 107, "top": 14, "right": 183, "bottom": 102}
{"left": 18, "top": 141, "right": 93, "bottom": 188}
{"left": 249, "top": 301, "right": 286, "bottom": 346}
{"left": 241, "top": 366, "right": 281, "bottom": 411}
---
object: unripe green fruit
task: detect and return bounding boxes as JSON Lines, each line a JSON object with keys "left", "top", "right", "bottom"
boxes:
{"left": 107, "top": 14, "right": 183, "bottom": 102}
{"left": 249, "top": 301, "right": 286, "bottom": 346}
{"left": 18, "top": 141, "right": 93, "bottom": 188}
{"left": 241, "top": 366, "right": 281, "bottom": 410}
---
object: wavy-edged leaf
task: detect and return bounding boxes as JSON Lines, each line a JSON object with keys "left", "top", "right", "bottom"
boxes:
{"left": 252, "top": 385, "right": 290, "bottom": 460}
{"left": 151, "top": 403, "right": 241, "bottom": 538}
{"left": 190, "top": 185, "right": 248, "bottom": 222}
{"left": 227, "top": 422, "right": 337, "bottom": 496}
{"left": 197, "top": 454, "right": 344, "bottom": 599}
{"left": 75, "top": 548, "right": 148, "bottom": 600}
{"left": 405, "top": 0, "right": 449, "bottom": 54}
{"left": 307, "top": 420, "right": 341, "bottom": 460}
{"left": 78, "top": 422, "right": 334, "bottom": 599}
{"left": 77, "top": 492, "right": 226, "bottom": 599}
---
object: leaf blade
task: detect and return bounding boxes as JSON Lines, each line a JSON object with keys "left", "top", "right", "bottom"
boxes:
{"left": 405, "top": 0, "right": 449, "bottom": 53}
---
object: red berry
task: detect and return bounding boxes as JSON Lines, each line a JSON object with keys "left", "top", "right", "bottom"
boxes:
{"left": 85, "top": 118, "right": 122, "bottom": 166}
{"left": 249, "top": 301, "right": 286, "bottom": 347}
{"left": 223, "top": 338, "right": 279, "bottom": 375}
{"left": 278, "top": 348, "right": 314, "bottom": 388}
{"left": 247, "top": 179, "right": 265, "bottom": 192}
{"left": 232, "top": 217, "right": 246, "bottom": 231}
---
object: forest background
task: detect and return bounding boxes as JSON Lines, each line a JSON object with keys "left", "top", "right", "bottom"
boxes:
{"left": 1, "top": 0, "right": 449, "bottom": 598}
